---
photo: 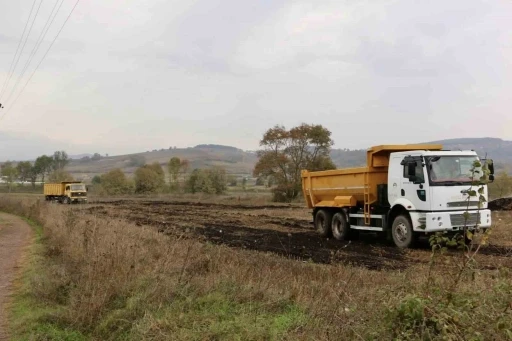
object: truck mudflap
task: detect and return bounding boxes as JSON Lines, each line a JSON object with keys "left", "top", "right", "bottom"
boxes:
{"left": 411, "top": 210, "right": 492, "bottom": 233}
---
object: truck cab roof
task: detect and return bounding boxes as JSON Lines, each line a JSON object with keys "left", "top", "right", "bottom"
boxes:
{"left": 391, "top": 150, "right": 479, "bottom": 158}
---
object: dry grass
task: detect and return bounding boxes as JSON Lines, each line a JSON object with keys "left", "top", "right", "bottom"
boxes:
{"left": 1, "top": 197, "right": 511, "bottom": 340}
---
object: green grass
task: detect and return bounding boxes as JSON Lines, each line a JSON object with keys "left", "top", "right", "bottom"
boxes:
{"left": 123, "top": 288, "right": 306, "bottom": 341}
{"left": 7, "top": 218, "right": 306, "bottom": 341}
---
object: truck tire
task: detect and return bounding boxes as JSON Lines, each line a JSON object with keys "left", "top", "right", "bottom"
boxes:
{"left": 315, "top": 209, "right": 333, "bottom": 237}
{"left": 391, "top": 215, "right": 415, "bottom": 248}
{"left": 331, "top": 212, "right": 350, "bottom": 240}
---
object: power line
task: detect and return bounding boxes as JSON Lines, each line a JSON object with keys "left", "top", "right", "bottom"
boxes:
{"left": 0, "top": 0, "right": 44, "bottom": 102}
{"left": 2, "top": 0, "right": 65, "bottom": 105}
{"left": 0, "top": 0, "right": 39, "bottom": 99}
{"left": 0, "top": 0, "right": 81, "bottom": 121}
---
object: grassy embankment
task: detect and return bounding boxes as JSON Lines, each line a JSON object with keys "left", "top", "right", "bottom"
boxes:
{"left": 1, "top": 196, "right": 511, "bottom": 340}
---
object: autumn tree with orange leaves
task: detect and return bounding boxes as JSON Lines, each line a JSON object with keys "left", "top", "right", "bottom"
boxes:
{"left": 253, "top": 123, "right": 336, "bottom": 202}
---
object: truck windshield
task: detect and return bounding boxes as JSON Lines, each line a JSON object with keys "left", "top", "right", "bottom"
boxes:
{"left": 71, "top": 184, "right": 86, "bottom": 191}
{"left": 426, "top": 156, "right": 480, "bottom": 185}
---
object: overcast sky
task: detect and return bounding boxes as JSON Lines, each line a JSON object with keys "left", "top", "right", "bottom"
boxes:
{"left": 0, "top": 0, "right": 511, "bottom": 159}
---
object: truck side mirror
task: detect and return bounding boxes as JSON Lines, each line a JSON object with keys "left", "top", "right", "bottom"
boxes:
{"left": 488, "top": 162, "right": 494, "bottom": 175}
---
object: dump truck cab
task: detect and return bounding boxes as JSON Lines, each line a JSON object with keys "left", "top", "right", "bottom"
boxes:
{"left": 302, "top": 144, "right": 494, "bottom": 248}
{"left": 388, "top": 150, "right": 491, "bottom": 234}
{"left": 64, "top": 182, "right": 88, "bottom": 203}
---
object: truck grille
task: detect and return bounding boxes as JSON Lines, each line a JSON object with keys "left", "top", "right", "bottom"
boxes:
{"left": 447, "top": 201, "right": 480, "bottom": 208}
{"left": 71, "top": 192, "right": 86, "bottom": 197}
{"left": 450, "top": 213, "right": 480, "bottom": 227}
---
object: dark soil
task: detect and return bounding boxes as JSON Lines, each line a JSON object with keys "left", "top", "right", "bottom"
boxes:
{"left": 84, "top": 200, "right": 512, "bottom": 271}
{"left": 488, "top": 197, "right": 512, "bottom": 211}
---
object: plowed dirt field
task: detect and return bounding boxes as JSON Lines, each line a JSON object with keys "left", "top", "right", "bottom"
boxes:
{"left": 85, "top": 200, "right": 512, "bottom": 271}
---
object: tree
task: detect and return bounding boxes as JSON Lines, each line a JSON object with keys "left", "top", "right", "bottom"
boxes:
{"left": 147, "top": 162, "right": 165, "bottom": 182}
{"left": 168, "top": 157, "right": 182, "bottom": 184}
{"left": 91, "top": 153, "right": 102, "bottom": 161}
{"left": 180, "top": 159, "right": 190, "bottom": 174}
{"left": 92, "top": 175, "right": 102, "bottom": 185}
{"left": 253, "top": 123, "right": 336, "bottom": 202}
{"left": 48, "top": 170, "right": 74, "bottom": 182}
{"left": 52, "top": 151, "right": 69, "bottom": 171}
{"left": 128, "top": 155, "right": 146, "bottom": 167}
{"left": 28, "top": 167, "right": 38, "bottom": 188}
{"left": 168, "top": 157, "right": 190, "bottom": 186}
{"left": 100, "top": 169, "right": 133, "bottom": 195}
{"left": 34, "top": 155, "right": 54, "bottom": 183}
{"left": 185, "top": 167, "right": 227, "bottom": 195}
{"left": 134, "top": 165, "right": 165, "bottom": 194}
{"left": 209, "top": 166, "right": 227, "bottom": 194}
{"left": 488, "top": 171, "right": 512, "bottom": 199}
{"left": 1, "top": 161, "right": 19, "bottom": 192}
{"left": 16, "top": 161, "right": 32, "bottom": 183}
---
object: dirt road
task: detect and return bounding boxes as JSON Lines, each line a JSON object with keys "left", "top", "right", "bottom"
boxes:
{"left": 0, "top": 213, "right": 32, "bottom": 341}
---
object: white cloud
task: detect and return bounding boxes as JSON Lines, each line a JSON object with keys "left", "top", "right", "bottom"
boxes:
{"left": 0, "top": 0, "right": 510, "bottom": 159}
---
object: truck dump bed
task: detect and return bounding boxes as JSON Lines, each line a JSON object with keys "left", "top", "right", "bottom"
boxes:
{"left": 44, "top": 183, "right": 65, "bottom": 196}
{"left": 301, "top": 144, "right": 443, "bottom": 214}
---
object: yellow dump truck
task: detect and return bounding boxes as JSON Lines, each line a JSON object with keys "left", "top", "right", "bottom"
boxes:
{"left": 301, "top": 144, "right": 494, "bottom": 248}
{"left": 44, "top": 181, "right": 88, "bottom": 204}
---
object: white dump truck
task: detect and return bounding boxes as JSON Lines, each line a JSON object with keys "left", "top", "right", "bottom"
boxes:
{"left": 301, "top": 144, "right": 494, "bottom": 248}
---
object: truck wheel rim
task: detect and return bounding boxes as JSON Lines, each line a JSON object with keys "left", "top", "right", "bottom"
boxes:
{"left": 395, "top": 223, "right": 408, "bottom": 242}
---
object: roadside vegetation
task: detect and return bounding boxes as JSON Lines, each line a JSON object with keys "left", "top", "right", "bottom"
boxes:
{"left": 0, "top": 196, "right": 511, "bottom": 340}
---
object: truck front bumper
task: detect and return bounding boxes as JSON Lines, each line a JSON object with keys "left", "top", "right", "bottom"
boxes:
{"left": 71, "top": 198, "right": 88, "bottom": 203}
{"left": 411, "top": 210, "right": 492, "bottom": 233}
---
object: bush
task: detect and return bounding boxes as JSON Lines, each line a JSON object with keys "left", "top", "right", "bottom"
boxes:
{"left": 185, "top": 167, "right": 227, "bottom": 195}
{"left": 128, "top": 155, "right": 146, "bottom": 167}
{"left": 134, "top": 165, "right": 165, "bottom": 194}
{"left": 100, "top": 169, "right": 133, "bottom": 195}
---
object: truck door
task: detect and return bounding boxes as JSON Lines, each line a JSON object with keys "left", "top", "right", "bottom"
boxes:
{"left": 400, "top": 156, "right": 430, "bottom": 211}
{"left": 388, "top": 156, "right": 402, "bottom": 205}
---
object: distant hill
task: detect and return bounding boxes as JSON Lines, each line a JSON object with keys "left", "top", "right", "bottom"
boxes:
{"left": 66, "top": 145, "right": 259, "bottom": 182}
{"left": 18, "top": 138, "right": 512, "bottom": 182}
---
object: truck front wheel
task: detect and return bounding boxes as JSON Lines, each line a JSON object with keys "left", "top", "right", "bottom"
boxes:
{"left": 315, "top": 209, "right": 333, "bottom": 237}
{"left": 391, "top": 215, "right": 415, "bottom": 248}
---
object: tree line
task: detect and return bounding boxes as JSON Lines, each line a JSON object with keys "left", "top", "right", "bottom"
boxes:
{"left": 92, "top": 157, "right": 229, "bottom": 195}
{"left": 4, "top": 124, "right": 508, "bottom": 201}
{"left": 0, "top": 151, "right": 72, "bottom": 192}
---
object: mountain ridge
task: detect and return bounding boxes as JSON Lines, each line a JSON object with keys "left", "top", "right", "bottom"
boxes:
{"left": 62, "top": 137, "right": 511, "bottom": 181}
{"left": 2, "top": 137, "right": 510, "bottom": 181}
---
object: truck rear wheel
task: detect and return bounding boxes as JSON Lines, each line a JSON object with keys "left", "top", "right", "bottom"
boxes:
{"left": 332, "top": 212, "right": 350, "bottom": 240}
{"left": 391, "top": 215, "right": 415, "bottom": 248}
{"left": 315, "top": 209, "right": 333, "bottom": 237}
